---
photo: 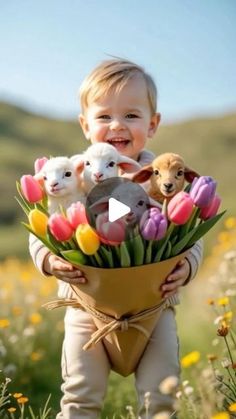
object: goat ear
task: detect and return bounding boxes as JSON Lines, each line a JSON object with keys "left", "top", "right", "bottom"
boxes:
{"left": 132, "top": 166, "right": 153, "bottom": 183}
{"left": 184, "top": 167, "right": 200, "bottom": 183}
{"left": 117, "top": 157, "right": 141, "bottom": 173}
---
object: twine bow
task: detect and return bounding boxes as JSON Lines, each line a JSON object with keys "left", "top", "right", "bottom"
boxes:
{"left": 43, "top": 296, "right": 170, "bottom": 350}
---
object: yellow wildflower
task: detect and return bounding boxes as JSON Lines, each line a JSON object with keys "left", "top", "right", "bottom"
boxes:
{"left": 211, "top": 413, "right": 230, "bottom": 419}
{"left": 17, "top": 396, "right": 29, "bottom": 404}
{"left": 224, "top": 217, "right": 236, "bottom": 229}
{"left": 229, "top": 403, "right": 236, "bottom": 412}
{"left": 223, "top": 311, "right": 233, "bottom": 322}
{"left": 207, "top": 298, "right": 215, "bottom": 305}
{"left": 181, "top": 351, "right": 200, "bottom": 368}
{"left": 218, "top": 232, "right": 230, "bottom": 243}
{"left": 29, "top": 312, "right": 42, "bottom": 325}
{"left": 13, "top": 393, "right": 23, "bottom": 398}
{"left": 12, "top": 306, "right": 23, "bottom": 316}
{"left": 0, "top": 319, "right": 10, "bottom": 328}
{"left": 217, "top": 322, "right": 229, "bottom": 337}
{"left": 31, "top": 351, "right": 43, "bottom": 361}
{"left": 217, "top": 297, "right": 229, "bottom": 306}
{"left": 8, "top": 407, "right": 16, "bottom": 413}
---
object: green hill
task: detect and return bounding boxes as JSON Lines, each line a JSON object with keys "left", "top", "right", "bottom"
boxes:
{"left": 0, "top": 101, "right": 235, "bottom": 259}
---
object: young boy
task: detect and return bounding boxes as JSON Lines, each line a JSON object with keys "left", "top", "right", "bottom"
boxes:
{"left": 30, "top": 58, "right": 203, "bottom": 418}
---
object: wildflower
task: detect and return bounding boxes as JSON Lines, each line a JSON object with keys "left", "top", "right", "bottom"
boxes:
{"left": 0, "top": 319, "right": 10, "bottom": 328}
{"left": 181, "top": 350, "right": 200, "bottom": 368}
{"left": 207, "top": 298, "right": 215, "bottom": 305}
{"left": 224, "top": 217, "right": 236, "bottom": 229}
{"left": 17, "top": 396, "right": 29, "bottom": 404}
{"left": 176, "top": 390, "right": 182, "bottom": 399}
{"left": 211, "top": 413, "right": 230, "bottom": 419}
{"left": 217, "top": 323, "right": 229, "bottom": 337}
{"left": 30, "top": 351, "right": 43, "bottom": 361}
{"left": 207, "top": 354, "right": 218, "bottom": 362}
{"left": 159, "top": 376, "right": 179, "bottom": 395}
{"left": 217, "top": 297, "right": 229, "bottom": 306}
{"left": 153, "top": 412, "right": 171, "bottom": 419}
{"left": 229, "top": 403, "right": 236, "bottom": 412}
{"left": 8, "top": 407, "right": 17, "bottom": 413}
{"left": 29, "top": 312, "right": 42, "bottom": 325}
{"left": 184, "top": 386, "right": 194, "bottom": 396}
{"left": 221, "top": 358, "right": 231, "bottom": 369}
{"left": 13, "top": 393, "right": 23, "bottom": 398}
{"left": 223, "top": 311, "right": 233, "bottom": 322}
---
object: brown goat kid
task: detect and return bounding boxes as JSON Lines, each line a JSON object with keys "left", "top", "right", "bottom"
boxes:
{"left": 132, "top": 152, "right": 199, "bottom": 204}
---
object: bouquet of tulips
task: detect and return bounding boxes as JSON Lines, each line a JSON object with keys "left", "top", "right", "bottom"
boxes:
{"left": 16, "top": 167, "right": 224, "bottom": 268}
{"left": 16, "top": 157, "right": 225, "bottom": 376}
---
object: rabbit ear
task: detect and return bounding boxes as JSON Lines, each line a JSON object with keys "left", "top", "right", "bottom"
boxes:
{"left": 132, "top": 165, "right": 153, "bottom": 183}
{"left": 184, "top": 167, "right": 200, "bottom": 183}
{"left": 117, "top": 156, "right": 141, "bottom": 173}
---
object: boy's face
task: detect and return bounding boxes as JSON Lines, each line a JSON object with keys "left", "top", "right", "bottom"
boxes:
{"left": 79, "top": 75, "right": 160, "bottom": 160}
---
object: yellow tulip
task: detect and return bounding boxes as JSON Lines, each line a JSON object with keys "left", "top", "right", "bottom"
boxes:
{"left": 75, "top": 224, "right": 100, "bottom": 255}
{"left": 29, "top": 209, "right": 48, "bottom": 236}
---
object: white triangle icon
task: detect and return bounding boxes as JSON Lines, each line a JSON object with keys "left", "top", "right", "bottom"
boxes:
{"left": 108, "top": 197, "right": 131, "bottom": 222}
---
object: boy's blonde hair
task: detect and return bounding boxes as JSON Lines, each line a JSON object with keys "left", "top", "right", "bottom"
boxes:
{"left": 79, "top": 58, "right": 157, "bottom": 115}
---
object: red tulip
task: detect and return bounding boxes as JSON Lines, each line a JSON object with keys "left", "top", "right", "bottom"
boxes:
{"left": 66, "top": 202, "right": 88, "bottom": 229}
{"left": 34, "top": 157, "right": 48, "bottom": 174}
{"left": 96, "top": 212, "right": 126, "bottom": 245}
{"left": 48, "top": 213, "right": 74, "bottom": 241}
{"left": 20, "top": 175, "right": 44, "bottom": 203}
{"left": 167, "top": 191, "right": 194, "bottom": 224}
{"left": 199, "top": 194, "right": 221, "bottom": 220}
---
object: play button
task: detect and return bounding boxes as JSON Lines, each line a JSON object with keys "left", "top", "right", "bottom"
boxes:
{"left": 108, "top": 197, "right": 131, "bottom": 222}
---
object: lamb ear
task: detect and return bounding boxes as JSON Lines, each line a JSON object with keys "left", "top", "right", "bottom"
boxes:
{"left": 184, "top": 167, "right": 200, "bottom": 183}
{"left": 117, "top": 156, "right": 141, "bottom": 173}
{"left": 132, "top": 165, "right": 153, "bottom": 183}
{"left": 70, "top": 155, "right": 85, "bottom": 175}
{"left": 89, "top": 198, "right": 109, "bottom": 215}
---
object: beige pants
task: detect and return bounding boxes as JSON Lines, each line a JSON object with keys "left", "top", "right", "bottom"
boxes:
{"left": 56, "top": 306, "right": 180, "bottom": 419}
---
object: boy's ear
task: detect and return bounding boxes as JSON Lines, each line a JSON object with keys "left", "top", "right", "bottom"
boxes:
{"left": 147, "top": 112, "right": 161, "bottom": 138}
{"left": 79, "top": 114, "right": 90, "bottom": 140}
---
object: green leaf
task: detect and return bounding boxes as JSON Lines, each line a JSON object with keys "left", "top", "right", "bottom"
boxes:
{"left": 99, "top": 246, "right": 114, "bottom": 268}
{"left": 131, "top": 234, "right": 145, "bottom": 266}
{"left": 145, "top": 240, "right": 153, "bottom": 264}
{"left": 60, "top": 249, "right": 88, "bottom": 265}
{"left": 15, "top": 196, "right": 31, "bottom": 217}
{"left": 120, "top": 241, "right": 131, "bottom": 267}
{"left": 22, "top": 222, "right": 59, "bottom": 254}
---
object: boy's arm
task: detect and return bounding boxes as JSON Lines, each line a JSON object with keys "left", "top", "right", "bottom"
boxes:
{"left": 184, "top": 238, "right": 204, "bottom": 284}
{"left": 29, "top": 233, "right": 52, "bottom": 276}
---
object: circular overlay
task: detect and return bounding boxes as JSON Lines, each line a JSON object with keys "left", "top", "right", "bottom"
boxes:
{"left": 85, "top": 177, "right": 152, "bottom": 240}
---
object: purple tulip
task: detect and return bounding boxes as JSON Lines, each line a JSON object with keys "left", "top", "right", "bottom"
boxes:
{"left": 189, "top": 176, "right": 217, "bottom": 208}
{"left": 140, "top": 208, "right": 168, "bottom": 240}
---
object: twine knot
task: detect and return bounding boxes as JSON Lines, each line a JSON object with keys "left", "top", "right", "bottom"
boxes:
{"left": 120, "top": 319, "right": 129, "bottom": 332}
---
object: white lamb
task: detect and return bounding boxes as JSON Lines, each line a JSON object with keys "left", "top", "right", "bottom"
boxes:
{"left": 34, "top": 156, "right": 85, "bottom": 214}
{"left": 72, "top": 143, "right": 141, "bottom": 194}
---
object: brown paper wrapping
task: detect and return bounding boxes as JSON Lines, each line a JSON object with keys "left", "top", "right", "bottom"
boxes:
{"left": 67, "top": 251, "right": 188, "bottom": 376}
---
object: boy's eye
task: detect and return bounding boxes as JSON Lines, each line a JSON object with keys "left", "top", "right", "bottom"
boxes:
{"left": 107, "top": 161, "right": 115, "bottom": 168}
{"left": 85, "top": 161, "right": 90, "bottom": 166}
{"left": 64, "top": 171, "right": 72, "bottom": 178}
{"left": 98, "top": 115, "right": 110, "bottom": 120}
{"left": 126, "top": 113, "right": 138, "bottom": 119}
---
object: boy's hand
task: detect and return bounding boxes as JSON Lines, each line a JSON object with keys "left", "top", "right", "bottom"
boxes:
{"left": 160, "top": 258, "right": 190, "bottom": 299}
{"left": 44, "top": 254, "right": 87, "bottom": 285}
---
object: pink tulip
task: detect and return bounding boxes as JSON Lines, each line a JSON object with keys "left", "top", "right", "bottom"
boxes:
{"left": 34, "top": 157, "right": 48, "bottom": 174}
{"left": 66, "top": 202, "right": 88, "bottom": 230}
{"left": 48, "top": 213, "right": 74, "bottom": 241}
{"left": 167, "top": 191, "right": 194, "bottom": 224}
{"left": 20, "top": 175, "right": 44, "bottom": 203}
{"left": 96, "top": 212, "right": 126, "bottom": 245}
{"left": 199, "top": 194, "right": 221, "bottom": 220}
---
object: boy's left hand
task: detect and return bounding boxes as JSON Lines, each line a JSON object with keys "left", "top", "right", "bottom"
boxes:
{"left": 160, "top": 258, "right": 191, "bottom": 299}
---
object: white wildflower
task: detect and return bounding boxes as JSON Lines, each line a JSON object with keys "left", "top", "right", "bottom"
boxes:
{"left": 183, "top": 386, "right": 194, "bottom": 396}
{"left": 159, "top": 376, "right": 179, "bottom": 395}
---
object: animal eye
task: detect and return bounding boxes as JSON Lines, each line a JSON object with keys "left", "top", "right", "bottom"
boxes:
{"left": 43, "top": 175, "right": 47, "bottom": 180}
{"left": 154, "top": 169, "right": 159, "bottom": 175}
{"left": 137, "top": 200, "right": 145, "bottom": 206}
{"left": 177, "top": 170, "right": 184, "bottom": 176}
{"left": 64, "top": 171, "right": 72, "bottom": 177}
{"left": 108, "top": 161, "right": 115, "bottom": 168}
{"left": 85, "top": 161, "right": 90, "bottom": 166}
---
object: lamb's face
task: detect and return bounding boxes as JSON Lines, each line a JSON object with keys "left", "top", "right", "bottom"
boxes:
{"left": 42, "top": 159, "right": 78, "bottom": 198}
{"left": 83, "top": 151, "right": 119, "bottom": 185}
{"left": 150, "top": 158, "right": 185, "bottom": 198}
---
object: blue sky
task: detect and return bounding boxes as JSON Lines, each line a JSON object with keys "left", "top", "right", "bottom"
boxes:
{"left": 0, "top": 0, "right": 235, "bottom": 123}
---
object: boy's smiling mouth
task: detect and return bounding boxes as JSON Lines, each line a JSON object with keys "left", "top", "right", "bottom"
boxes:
{"left": 107, "top": 138, "right": 131, "bottom": 149}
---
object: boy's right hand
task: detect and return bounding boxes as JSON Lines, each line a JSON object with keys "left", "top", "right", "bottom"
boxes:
{"left": 44, "top": 254, "right": 87, "bottom": 284}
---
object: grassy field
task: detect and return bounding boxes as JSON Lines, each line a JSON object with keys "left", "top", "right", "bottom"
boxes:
{"left": 1, "top": 217, "right": 236, "bottom": 418}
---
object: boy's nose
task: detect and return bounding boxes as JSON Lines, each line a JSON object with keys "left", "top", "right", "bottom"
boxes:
{"left": 110, "top": 118, "right": 124, "bottom": 130}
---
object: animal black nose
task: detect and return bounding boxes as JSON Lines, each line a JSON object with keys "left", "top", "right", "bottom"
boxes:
{"left": 164, "top": 183, "right": 173, "bottom": 191}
